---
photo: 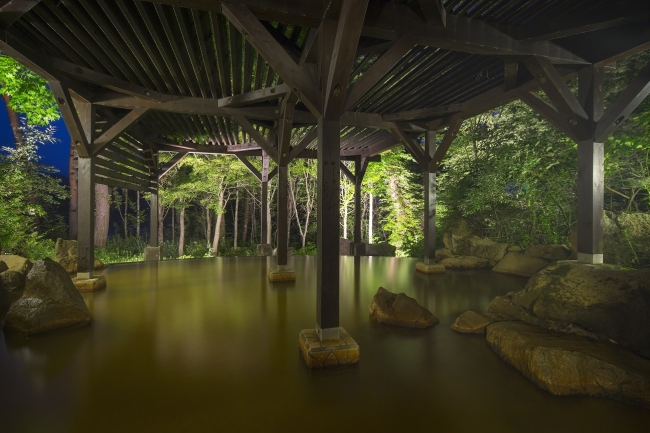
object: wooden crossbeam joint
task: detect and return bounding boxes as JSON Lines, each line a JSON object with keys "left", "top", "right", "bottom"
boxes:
{"left": 429, "top": 117, "right": 463, "bottom": 172}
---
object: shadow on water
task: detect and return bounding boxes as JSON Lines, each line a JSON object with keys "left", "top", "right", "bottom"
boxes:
{"left": 1, "top": 255, "right": 649, "bottom": 432}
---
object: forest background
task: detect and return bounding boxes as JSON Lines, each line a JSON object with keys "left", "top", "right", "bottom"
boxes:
{"left": 1, "top": 50, "right": 649, "bottom": 268}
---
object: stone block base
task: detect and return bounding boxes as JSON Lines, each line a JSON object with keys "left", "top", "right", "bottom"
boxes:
{"left": 73, "top": 275, "right": 107, "bottom": 292}
{"left": 257, "top": 244, "right": 272, "bottom": 256}
{"left": 144, "top": 246, "right": 161, "bottom": 261}
{"left": 268, "top": 268, "right": 296, "bottom": 282}
{"left": 299, "top": 327, "right": 360, "bottom": 368}
{"left": 415, "top": 261, "right": 445, "bottom": 274}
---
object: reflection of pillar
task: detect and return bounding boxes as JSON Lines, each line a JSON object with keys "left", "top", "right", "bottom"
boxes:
{"left": 77, "top": 157, "right": 95, "bottom": 279}
{"left": 276, "top": 164, "right": 289, "bottom": 268}
{"left": 577, "top": 65, "right": 604, "bottom": 264}
{"left": 316, "top": 117, "right": 340, "bottom": 340}
{"left": 423, "top": 131, "right": 437, "bottom": 265}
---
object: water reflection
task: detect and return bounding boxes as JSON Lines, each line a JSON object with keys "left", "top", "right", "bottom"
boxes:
{"left": 1, "top": 256, "right": 648, "bottom": 432}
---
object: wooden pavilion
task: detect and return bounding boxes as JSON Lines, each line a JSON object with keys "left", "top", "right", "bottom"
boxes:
{"left": 1, "top": 0, "right": 649, "bottom": 354}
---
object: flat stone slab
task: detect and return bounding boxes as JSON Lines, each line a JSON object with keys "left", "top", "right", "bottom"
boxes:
{"left": 299, "top": 328, "right": 360, "bottom": 368}
{"left": 415, "top": 262, "right": 445, "bottom": 274}
{"left": 451, "top": 310, "right": 494, "bottom": 334}
{"left": 487, "top": 321, "right": 650, "bottom": 408}
{"left": 268, "top": 268, "right": 296, "bottom": 282}
{"left": 439, "top": 255, "right": 495, "bottom": 270}
{"left": 73, "top": 275, "right": 107, "bottom": 292}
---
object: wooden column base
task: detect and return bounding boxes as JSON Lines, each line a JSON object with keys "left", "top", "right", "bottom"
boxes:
{"left": 268, "top": 267, "right": 296, "bottom": 282}
{"left": 299, "top": 327, "right": 359, "bottom": 368}
{"left": 415, "top": 262, "right": 445, "bottom": 274}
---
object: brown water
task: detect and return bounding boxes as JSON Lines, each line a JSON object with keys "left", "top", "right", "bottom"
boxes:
{"left": 1, "top": 256, "right": 648, "bottom": 432}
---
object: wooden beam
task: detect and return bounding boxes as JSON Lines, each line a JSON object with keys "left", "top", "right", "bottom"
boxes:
{"left": 236, "top": 154, "right": 262, "bottom": 181}
{"left": 278, "top": 95, "right": 296, "bottom": 165}
{"left": 227, "top": 142, "right": 261, "bottom": 152}
{"left": 419, "top": 0, "right": 446, "bottom": 27}
{"left": 382, "top": 103, "right": 464, "bottom": 122}
{"left": 219, "top": 83, "right": 290, "bottom": 107}
{"left": 514, "top": 0, "right": 650, "bottom": 42}
{"left": 158, "top": 151, "right": 188, "bottom": 178}
{"left": 429, "top": 117, "right": 462, "bottom": 172}
{"left": 344, "top": 33, "right": 419, "bottom": 112}
{"left": 221, "top": 2, "right": 322, "bottom": 117}
{"left": 0, "top": 0, "right": 40, "bottom": 28}
{"left": 91, "top": 108, "right": 150, "bottom": 156}
{"left": 232, "top": 115, "right": 279, "bottom": 162}
{"left": 49, "top": 81, "right": 91, "bottom": 157}
{"left": 595, "top": 61, "right": 650, "bottom": 142}
{"left": 519, "top": 91, "right": 579, "bottom": 142}
{"left": 339, "top": 162, "right": 355, "bottom": 183}
{"left": 288, "top": 127, "right": 317, "bottom": 163}
{"left": 391, "top": 125, "right": 425, "bottom": 164}
{"left": 504, "top": 58, "right": 519, "bottom": 92}
{"left": 323, "top": 0, "right": 370, "bottom": 119}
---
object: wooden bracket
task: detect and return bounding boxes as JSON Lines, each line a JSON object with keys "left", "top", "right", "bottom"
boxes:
{"left": 429, "top": 117, "right": 463, "bottom": 172}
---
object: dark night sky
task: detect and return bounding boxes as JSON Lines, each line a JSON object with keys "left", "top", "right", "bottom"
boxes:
{"left": 0, "top": 103, "right": 71, "bottom": 178}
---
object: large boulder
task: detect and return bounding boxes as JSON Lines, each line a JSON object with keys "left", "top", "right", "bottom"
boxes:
{"left": 54, "top": 239, "right": 104, "bottom": 273}
{"left": 442, "top": 219, "right": 474, "bottom": 250}
{"left": 369, "top": 287, "right": 438, "bottom": 328}
{"left": 435, "top": 248, "right": 454, "bottom": 262}
{"left": 524, "top": 244, "right": 571, "bottom": 261}
{"left": 491, "top": 251, "right": 549, "bottom": 278}
{"left": 0, "top": 255, "right": 32, "bottom": 274}
{"left": 487, "top": 321, "right": 650, "bottom": 408}
{"left": 451, "top": 236, "right": 508, "bottom": 262}
{"left": 1, "top": 270, "right": 25, "bottom": 293}
{"left": 4, "top": 258, "right": 91, "bottom": 335}
{"left": 508, "top": 261, "right": 650, "bottom": 358}
{"left": 439, "top": 255, "right": 495, "bottom": 270}
{"left": 0, "top": 274, "right": 10, "bottom": 328}
{"left": 366, "top": 242, "right": 396, "bottom": 257}
{"left": 451, "top": 310, "right": 494, "bottom": 334}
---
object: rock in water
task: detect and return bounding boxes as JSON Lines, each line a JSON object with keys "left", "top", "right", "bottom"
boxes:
{"left": 440, "top": 256, "right": 495, "bottom": 270}
{"left": 451, "top": 236, "right": 508, "bottom": 262}
{"left": 451, "top": 310, "right": 494, "bottom": 334}
{"left": 366, "top": 243, "right": 397, "bottom": 257}
{"left": 369, "top": 287, "right": 438, "bottom": 328}
{"left": 523, "top": 245, "right": 571, "bottom": 261}
{"left": 5, "top": 258, "right": 91, "bottom": 334}
{"left": 491, "top": 252, "right": 549, "bottom": 278}
{"left": 510, "top": 261, "right": 650, "bottom": 358}
{"left": 486, "top": 321, "right": 650, "bottom": 408}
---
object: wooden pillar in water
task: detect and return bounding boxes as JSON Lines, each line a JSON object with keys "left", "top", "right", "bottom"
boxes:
{"left": 317, "top": 117, "right": 341, "bottom": 340}
{"left": 276, "top": 164, "right": 289, "bottom": 268}
{"left": 261, "top": 151, "right": 269, "bottom": 245}
{"left": 423, "top": 131, "right": 437, "bottom": 265}
{"left": 77, "top": 157, "right": 95, "bottom": 279}
{"left": 150, "top": 191, "right": 159, "bottom": 248}
{"left": 577, "top": 65, "right": 605, "bottom": 264}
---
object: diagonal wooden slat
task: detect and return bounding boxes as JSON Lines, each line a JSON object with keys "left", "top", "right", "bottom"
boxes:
{"left": 519, "top": 91, "right": 579, "bottom": 142}
{"left": 236, "top": 154, "right": 262, "bottom": 181}
{"left": 91, "top": 108, "right": 150, "bottom": 155}
{"left": 288, "top": 127, "right": 317, "bottom": 163}
{"left": 158, "top": 151, "right": 188, "bottom": 178}
{"left": 232, "top": 115, "right": 279, "bottom": 162}
{"left": 221, "top": 2, "right": 322, "bottom": 118}
{"left": 391, "top": 125, "right": 425, "bottom": 164}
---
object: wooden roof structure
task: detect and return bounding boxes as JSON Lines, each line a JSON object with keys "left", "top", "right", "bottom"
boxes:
{"left": 0, "top": 0, "right": 648, "bottom": 187}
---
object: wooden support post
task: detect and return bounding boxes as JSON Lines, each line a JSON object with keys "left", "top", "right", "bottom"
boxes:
{"left": 150, "top": 190, "right": 159, "bottom": 248}
{"left": 316, "top": 117, "right": 341, "bottom": 339}
{"left": 261, "top": 151, "right": 269, "bottom": 244}
{"left": 423, "top": 131, "right": 436, "bottom": 265}
{"left": 77, "top": 157, "right": 95, "bottom": 279}
{"left": 276, "top": 164, "right": 289, "bottom": 267}
{"left": 577, "top": 65, "right": 605, "bottom": 264}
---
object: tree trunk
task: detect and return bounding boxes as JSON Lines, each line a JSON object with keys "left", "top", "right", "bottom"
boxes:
{"left": 178, "top": 207, "right": 185, "bottom": 256}
{"left": 234, "top": 187, "right": 239, "bottom": 249}
{"left": 266, "top": 195, "right": 272, "bottom": 244}
{"left": 343, "top": 201, "right": 348, "bottom": 239}
{"left": 158, "top": 200, "right": 164, "bottom": 244}
{"left": 69, "top": 141, "right": 78, "bottom": 239}
{"left": 369, "top": 193, "right": 373, "bottom": 243}
{"left": 206, "top": 207, "right": 212, "bottom": 246}
{"left": 172, "top": 207, "right": 175, "bottom": 243}
{"left": 2, "top": 94, "right": 23, "bottom": 147}
{"left": 212, "top": 190, "right": 225, "bottom": 254}
{"left": 123, "top": 189, "right": 128, "bottom": 238}
{"left": 94, "top": 184, "right": 110, "bottom": 248}
{"left": 242, "top": 195, "right": 250, "bottom": 244}
{"left": 136, "top": 190, "right": 141, "bottom": 238}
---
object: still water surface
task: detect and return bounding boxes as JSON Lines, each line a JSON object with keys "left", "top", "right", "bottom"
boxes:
{"left": 1, "top": 256, "right": 649, "bottom": 432}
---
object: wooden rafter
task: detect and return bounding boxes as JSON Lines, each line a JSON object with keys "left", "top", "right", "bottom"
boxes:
{"left": 0, "top": 0, "right": 40, "bottom": 29}
{"left": 429, "top": 117, "right": 463, "bottom": 172}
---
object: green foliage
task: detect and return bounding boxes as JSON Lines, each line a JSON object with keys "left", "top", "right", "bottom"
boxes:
{"left": 294, "top": 242, "right": 317, "bottom": 256}
{"left": 0, "top": 54, "right": 59, "bottom": 125}
{"left": 0, "top": 122, "right": 67, "bottom": 255}
{"left": 94, "top": 236, "right": 147, "bottom": 264}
